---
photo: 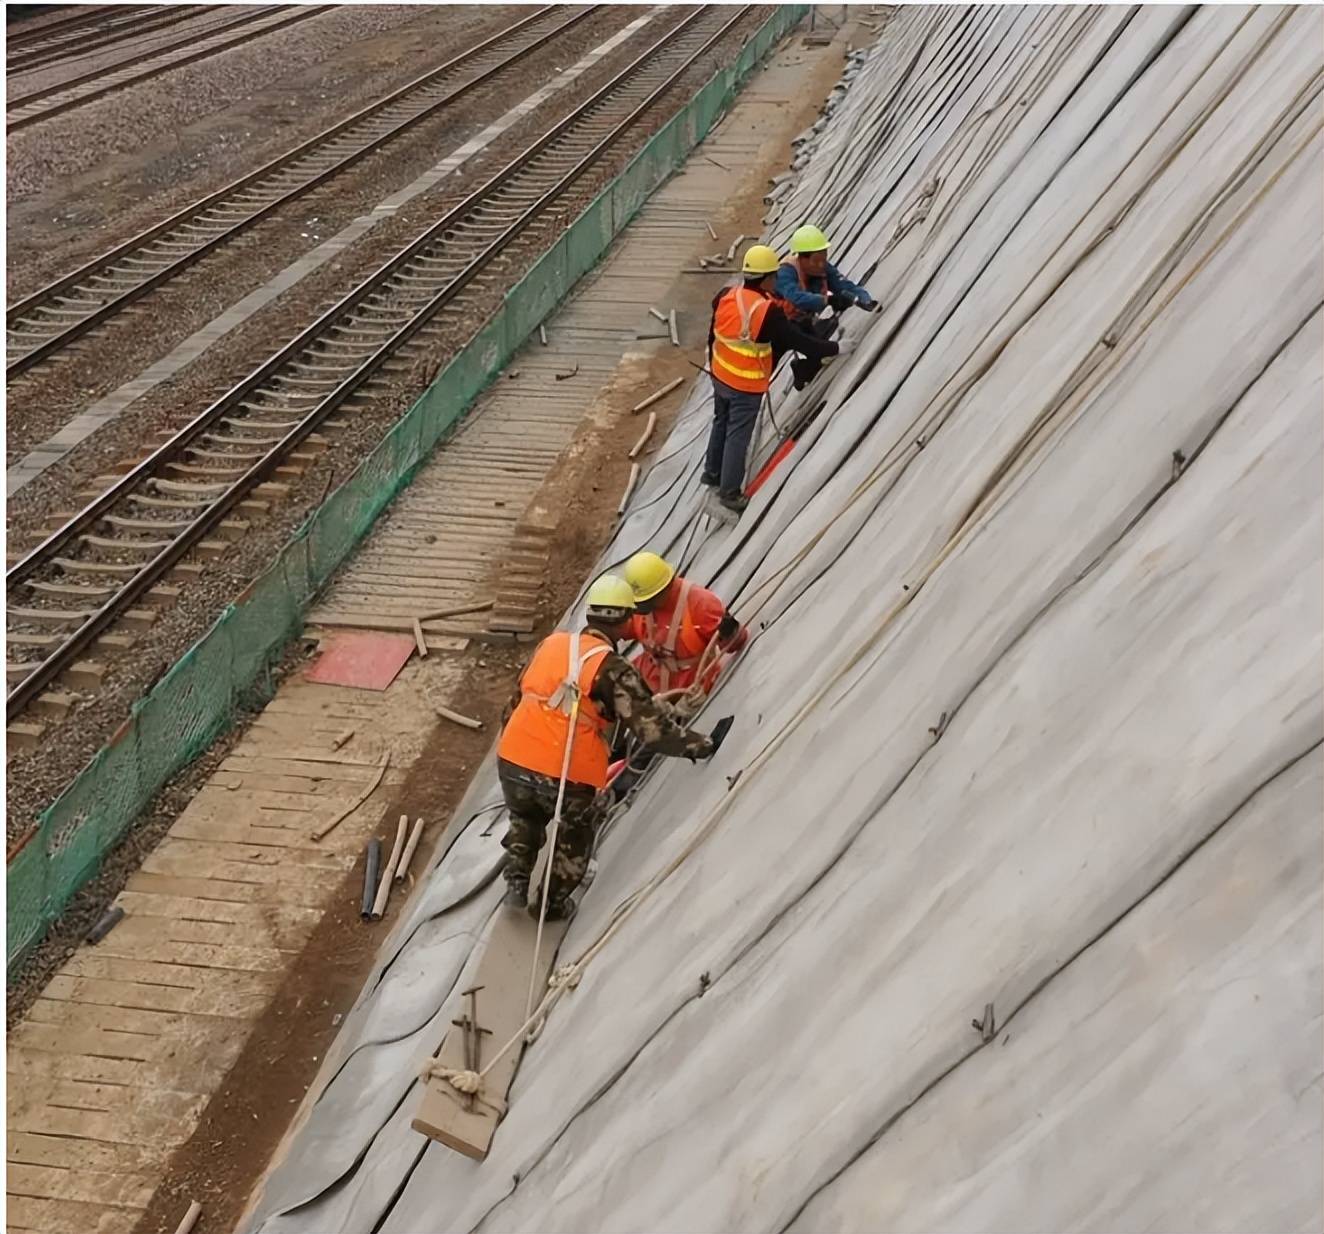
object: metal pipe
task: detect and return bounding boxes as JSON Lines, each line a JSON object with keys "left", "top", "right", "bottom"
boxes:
{"left": 360, "top": 839, "right": 382, "bottom": 920}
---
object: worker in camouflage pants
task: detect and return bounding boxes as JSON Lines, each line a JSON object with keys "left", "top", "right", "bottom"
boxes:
{"left": 498, "top": 766, "right": 604, "bottom": 910}
{"left": 495, "top": 575, "right": 731, "bottom": 920}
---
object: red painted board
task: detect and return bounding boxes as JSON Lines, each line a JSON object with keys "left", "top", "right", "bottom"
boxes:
{"left": 305, "top": 631, "right": 416, "bottom": 691}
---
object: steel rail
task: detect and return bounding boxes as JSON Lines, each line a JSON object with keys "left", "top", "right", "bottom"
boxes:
{"left": 5, "top": 5, "right": 156, "bottom": 56}
{"left": 6, "top": 6, "right": 334, "bottom": 133}
{"left": 7, "top": 6, "right": 211, "bottom": 76}
{"left": 6, "top": 4, "right": 754, "bottom": 720}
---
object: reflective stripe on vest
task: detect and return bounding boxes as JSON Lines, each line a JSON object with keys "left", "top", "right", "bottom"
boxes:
{"left": 496, "top": 630, "right": 612, "bottom": 787}
{"left": 641, "top": 578, "right": 701, "bottom": 693}
{"left": 711, "top": 287, "right": 773, "bottom": 393}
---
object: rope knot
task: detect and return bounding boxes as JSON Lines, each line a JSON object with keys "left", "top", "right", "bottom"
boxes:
{"left": 549, "top": 964, "right": 581, "bottom": 991}
{"left": 421, "top": 1060, "right": 482, "bottom": 1095}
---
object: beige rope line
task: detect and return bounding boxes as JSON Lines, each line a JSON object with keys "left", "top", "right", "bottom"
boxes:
{"left": 732, "top": 8, "right": 1295, "bottom": 631}
{"left": 424, "top": 27, "right": 1320, "bottom": 1116}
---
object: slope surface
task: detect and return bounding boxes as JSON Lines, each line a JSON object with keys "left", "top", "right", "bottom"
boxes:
{"left": 245, "top": 7, "right": 1324, "bottom": 1231}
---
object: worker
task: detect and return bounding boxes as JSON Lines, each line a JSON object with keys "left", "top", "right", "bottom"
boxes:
{"left": 775, "top": 225, "right": 880, "bottom": 389}
{"left": 705, "top": 243, "right": 840, "bottom": 512}
{"left": 619, "top": 551, "right": 748, "bottom": 702}
{"left": 495, "top": 574, "right": 731, "bottom": 919}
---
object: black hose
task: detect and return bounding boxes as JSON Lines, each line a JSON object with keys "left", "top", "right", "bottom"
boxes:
{"left": 361, "top": 839, "right": 382, "bottom": 920}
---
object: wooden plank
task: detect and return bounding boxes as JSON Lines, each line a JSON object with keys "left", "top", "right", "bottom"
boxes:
{"left": 7, "top": 1132, "right": 158, "bottom": 1174}
{"left": 7, "top": 1077, "right": 205, "bottom": 1126}
{"left": 42, "top": 974, "right": 272, "bottom": 1020}
{"left": 6, "top": 1194, "right": 141, "bottom": 1234}
{"left": 79, "top": 932, "right": 292, "bottom": 973}
{"left": 7, "top": 1161, "right": 154, "bottom": 1209}
{"left": 413, "top": 911, "right": 570, "bottom": 1159}
{"left": 219, "top": 755, "right": 388, "bottom": 783}
{"left": 7, "top": 1101, "right": 195, "bottom": 1149}
{"left": 139, "top": 849, "right": 350, "bottom": 889}
{"left": 59, "top": 953, "right": 283, "bottom": 998}
{"left": 111, "top": 890, "right": 321, "bottom": 935}
{"left": 148, "top": 836, "right": 351, "bottom": 873}
{"left": 123, "top": 872, "right": 330, "bottom": 908}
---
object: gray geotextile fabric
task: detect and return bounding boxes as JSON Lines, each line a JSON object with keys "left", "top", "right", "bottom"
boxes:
{"left": 245, "top": 7, "right": 1323, "bottom": 1232}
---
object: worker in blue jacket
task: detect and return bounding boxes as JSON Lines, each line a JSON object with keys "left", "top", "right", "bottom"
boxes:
{"left": 775, "top": 225, "right": 880, "bottom": 388}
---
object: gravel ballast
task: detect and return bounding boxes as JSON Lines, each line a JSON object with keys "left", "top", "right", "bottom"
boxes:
{"left": 6, "top": 5, "right": 520, "bottom": 263}
{"left": 6, "top": 10, "right": 771, "bottom": 844}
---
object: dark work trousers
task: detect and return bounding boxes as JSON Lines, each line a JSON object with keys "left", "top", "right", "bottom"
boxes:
{"left": 783, "top": 314, "right": 840, "bottom": 388}
{"left": 705, "top": 378, "right": 764, "bottom": 498}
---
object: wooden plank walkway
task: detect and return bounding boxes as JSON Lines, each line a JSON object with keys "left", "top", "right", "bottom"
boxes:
{"left": 7, "top": 21, "right": 860, "bottom": 1233}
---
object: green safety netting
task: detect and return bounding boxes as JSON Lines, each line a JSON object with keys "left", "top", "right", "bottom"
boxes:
{"left": 6, "top": 5, "right": 808, "bottom": 978}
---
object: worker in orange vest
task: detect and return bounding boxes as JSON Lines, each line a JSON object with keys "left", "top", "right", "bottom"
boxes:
{"left": 704, "top": 243, "right": 840, "bottom": 513}
{"left": 495, "top": 574, "right": 732, "bottom": 918}
{"left": 619, "top": 551, "right": 748, "bottom": 702}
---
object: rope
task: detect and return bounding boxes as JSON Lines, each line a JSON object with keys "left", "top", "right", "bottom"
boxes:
{"left": 526, "top": 683, "right": 582, "bottom": 1023}
{"left": 420, "top": 25, "right": 1321, "bottom": 1120}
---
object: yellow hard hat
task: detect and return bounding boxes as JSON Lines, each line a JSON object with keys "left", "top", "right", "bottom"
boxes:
{"left": 741, "top": 244, "right": 780, "bottom": 276}
{"left": 789, "top": 224, "right": 830, "bottom": 254}
{"left": 585, "top": 573, "right": 636, "bottom": 615}
{"left": 622, "top": 551, "right": 675, "bottom": 602}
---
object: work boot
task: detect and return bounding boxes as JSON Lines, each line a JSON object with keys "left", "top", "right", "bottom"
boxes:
{"left": 700, "top": 470, "right": 719, "bottom": 487}
{"left": 528, "top": 895, "right": 574, "bottom": 922}
{"left": 718, "top": 490, "right": 749, "bottom": 514}
{"left": 502, "top": 879, "right": 529, "bottom": 910}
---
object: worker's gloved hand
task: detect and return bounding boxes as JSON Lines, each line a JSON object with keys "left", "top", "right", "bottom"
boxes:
{"left": 828, "top": 291, "right": 855, "bottom": 312}
{"left": 706, "top": 716, "right": 736, "bottom": 758}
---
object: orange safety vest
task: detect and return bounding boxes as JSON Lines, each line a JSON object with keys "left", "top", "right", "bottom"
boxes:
{"left": 779, "top": 257, "right": 820, "bottom": 321}
{"left": 631, "top": 578, "right": 718, "bottom": 695}
{"left": 497, "top": 630, "right": 612, "bottom": 788}
{"left": 710, "top": 286, "right": 774, "bottom": 393}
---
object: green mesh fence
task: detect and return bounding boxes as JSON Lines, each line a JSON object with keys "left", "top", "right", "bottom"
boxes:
{"left": 6, "top": 4, "right": 809, "bottom": 977}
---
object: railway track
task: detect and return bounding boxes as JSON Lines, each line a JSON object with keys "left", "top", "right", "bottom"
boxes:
{"left": 5, "top": 4, "right": 757, "bottom": 726}
{"left": 6, "top": 4, "right": 600, "bottom": 378}
{"left": 7, "top": 5, "right": 206, "bottom": 77}
{"left": 6, "top": 4, "right": 334, "bottom": 133}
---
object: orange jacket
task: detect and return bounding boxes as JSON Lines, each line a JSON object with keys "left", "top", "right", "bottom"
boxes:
{"left": 629, "top": 576, "right": 743, "bottom": 695}
{"left": 497, "top": 630, "right": 612, "bottom": 788}
{"left": 709, "top": 286, "right": 774, "bottom": 393}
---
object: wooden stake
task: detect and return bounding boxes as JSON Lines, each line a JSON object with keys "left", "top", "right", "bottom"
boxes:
{"left": 538, "top": 324, "right": 547, "bottom": 345}
{"left": 311, "top": 753, "right": 390, "bottom": 841}
{"left": 648, "top": 306, "right": 668, "bottom": 322}
{"left": 173, "top": 1200, "right": 203, "bottom": 1234}
{"left": 617, "top": 463, "right": 641, "bottom": 515}
{"left": 371, "top": 815, "right": 409, "bottom": 919}
{"left": 332, "top": 729, "right": 355, "bottom": 750}
{"left": 705, "top": 219, "right": 717, "bottom": 240}
{"left": 726, "top": 233, "right": 746, "bottom": 260}
{"left": 396, "top": 816, "right": 426, "bottom": 882}
{"left": 416, "top": 599, "right": 494, "bottom": 621}
{"left": 436, "top": 703, "right": 483, "bottom": 731}
{"left": 631, "top": 376, "right": 684, "bottom": 413}
{"left": 412, "top": 617, "right": 428, "bottom": 660}
{"left": 668, "top": 309, "right": 680, "bottom": 347}
{"left": 629, "top": 412, "right": 657, "bottom": 459}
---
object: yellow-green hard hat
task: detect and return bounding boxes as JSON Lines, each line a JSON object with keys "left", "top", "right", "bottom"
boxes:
{"left": 789, "top": 224, "right": 830, "bottom": 254}
{"left": 622, "top": 551, "right": 675, "bottom": 602}
{"left": 586, "top": 574, "right": 636, "bottom": 613}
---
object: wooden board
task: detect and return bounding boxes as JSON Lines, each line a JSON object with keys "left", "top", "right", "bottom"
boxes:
{"left": 412, "top": 909, "right": 570, "bottom": 1160}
